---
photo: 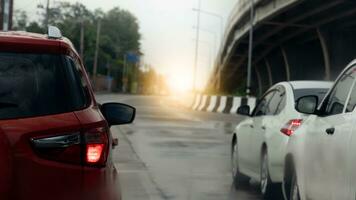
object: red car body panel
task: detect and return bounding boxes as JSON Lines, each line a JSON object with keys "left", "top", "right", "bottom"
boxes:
{"left": 0, "top": 32, "right": 120, "bottom": 200}
{"left": 0, "top": 128, "right": 12, "bottom": 200}
{"left": 1, "top": 113, "right": 83, "bottom": 200}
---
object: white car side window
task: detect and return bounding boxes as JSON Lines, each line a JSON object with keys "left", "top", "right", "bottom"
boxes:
{"left": 253, "top": 91, "right": 275, "bottom": 117}
{"left": 270, "top": 86, "right": 286, "bottom": 115}
{"left": 325, "top": 66, "right": 356, "bottom": 115}
{"left": 345, "top": 68, "right": 356, "bottom": 113}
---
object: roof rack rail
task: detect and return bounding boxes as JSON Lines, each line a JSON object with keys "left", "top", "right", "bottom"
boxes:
{"left": 48, "top": 26, "right": 62, "bottom": 39}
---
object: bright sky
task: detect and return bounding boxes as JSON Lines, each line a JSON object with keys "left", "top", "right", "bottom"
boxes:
{"left": 14, "top": 0, "right": 237, "bottom": 91}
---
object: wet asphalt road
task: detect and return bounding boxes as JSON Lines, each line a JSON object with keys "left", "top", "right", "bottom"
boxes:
{"left": 96, "top": 94, "right": 266, "bottom": 200}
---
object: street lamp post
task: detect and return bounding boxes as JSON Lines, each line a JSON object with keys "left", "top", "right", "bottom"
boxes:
{"left": 192, "top": 26, "right": 218, "bottom": 58}
{"left": 246, "top": 0, "right": 254, "bottom": 96}
{"left": 192, "top": 8, "right": 224, "bottom": 41}
{"left": 191, "top": 38, "right": 214, "bottom": 90}
{"left": 193, "top": 4, "right": 224, "bottom": 91}
{"left": 193, "top": 0, "right": 202, "bottom": 91}
{"left": 192, "top": 27, "right": 218, "bottom": 85}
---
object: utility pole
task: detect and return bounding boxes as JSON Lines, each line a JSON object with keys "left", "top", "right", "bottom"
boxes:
{"left": 45, "top": 0, "right": 50, "bottom": 27}
{"left": 122, "top": 54, "right": 127, "bottom": 92}
{"left": 106, "top": 62, "right": 112, "bottom": 92}
{"left": 2, "top": 0, "right": 14, "bottom": 31}
{"left": 246, "top": 0, "right": 254, "bottom": 96}
{"left": 193, "top": 0, "right": 202, "bottom": 91}
{"left": 93, "top": 19, "right": 101, "bottom": 88}
{"left": 80, "top": 20, "right": 84, "bottom": 60}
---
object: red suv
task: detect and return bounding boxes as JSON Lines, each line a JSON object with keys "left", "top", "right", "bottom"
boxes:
{"left": 0, "top": 26, "right": 135, "bottom": 200}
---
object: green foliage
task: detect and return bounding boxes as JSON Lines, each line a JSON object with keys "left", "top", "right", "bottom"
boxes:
{"left": 14, "top": 2, "right": 141, "bottom": 91}
{"left": 13, "top": 10, "right": 28, "bottom": 30}
{"left": 26, "top": 22, "right": 45, "bottom": 33}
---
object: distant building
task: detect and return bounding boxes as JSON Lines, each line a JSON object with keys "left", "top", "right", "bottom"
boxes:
{"left": 0, "top": 0, "right": 13, "bottom": 31}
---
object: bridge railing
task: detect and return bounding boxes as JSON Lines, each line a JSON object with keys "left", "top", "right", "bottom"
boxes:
{"left": 216, "top": 0, "right": 262, "bottom": 67}
{"left": 226, "top": 0, "right": 261, "bottom": 38}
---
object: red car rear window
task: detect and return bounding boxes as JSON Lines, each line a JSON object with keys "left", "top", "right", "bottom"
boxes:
{"left": 0, "top": 53, "right": 88, "bottom": 120}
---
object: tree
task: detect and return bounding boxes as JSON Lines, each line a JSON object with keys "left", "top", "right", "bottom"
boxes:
{"left": 26, "top": 22, "right": 45, "bottom": 33}
{"left": 13, "top": 10, "right": 28, "bottom": 30}
{"left": 15, "top": 2, "right": 142, "bottom": 92}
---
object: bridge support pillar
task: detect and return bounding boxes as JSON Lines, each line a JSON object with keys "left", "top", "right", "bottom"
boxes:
{"left": 255, "top": 66, "right": 263, "bottom": 97}
{"left": 317, "top": 28, "right": 331, "bottom": 81}
{"left": 264, "top": 58, "right": 273, "bottom": 86}
{"left": 281, "top": 47, "right": 291, "bottom": 81}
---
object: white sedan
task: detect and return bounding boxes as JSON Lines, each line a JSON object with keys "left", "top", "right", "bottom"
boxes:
{"left": 231, "top": 81, "right": 332, "bottom": 199}
{"left": 283, "top": 60, "right": 356, "bottom": 200}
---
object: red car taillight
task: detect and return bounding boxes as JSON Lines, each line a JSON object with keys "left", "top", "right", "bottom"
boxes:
{"left": 280, "top": 119, "right": 303, "bottom": 136}
{"left": 83, "top": 127, "right": 108, "bottom": 166}
{"left": 86, "top": 144, "right": 104, "bottom": 163}
{"left": 31, "top": 126, "right": 109, "bottom": 167}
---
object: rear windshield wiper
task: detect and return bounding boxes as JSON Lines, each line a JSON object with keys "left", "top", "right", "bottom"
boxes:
{"left": 0, "top": 102, "right": 18, "bottom": 109}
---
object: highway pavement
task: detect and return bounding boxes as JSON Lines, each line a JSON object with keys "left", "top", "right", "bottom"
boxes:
{"left": 96, "top": 94, "right": 269, "bottom": 200}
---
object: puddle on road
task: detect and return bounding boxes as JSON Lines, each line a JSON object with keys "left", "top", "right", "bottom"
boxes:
{"left": 136, "top": 114, "right": 199, "bottom": 124}
{"left": 125, "top": 130, "right": 136, "bottom": 135}
{"left": 120, "top": 123, "right": 234, "bottom": 144}
{"left": 160, "top": 150, "right": 196, "bottom": 158}
{"left": 151, "top": 140, "right": 222, "bottom": 150}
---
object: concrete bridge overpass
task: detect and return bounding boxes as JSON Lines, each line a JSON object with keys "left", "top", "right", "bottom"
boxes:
{"left": 209, "top": 0, "right": 356, "bottom": 96}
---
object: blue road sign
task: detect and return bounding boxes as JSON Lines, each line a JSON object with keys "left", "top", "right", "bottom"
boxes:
{"left": 126, "top": 53, "right": 139, "bottom": 63}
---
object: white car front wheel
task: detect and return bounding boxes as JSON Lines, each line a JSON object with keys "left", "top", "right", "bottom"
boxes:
{"left": 290, "top": 171, "right": 300, "bottom": 200}
{"left": 260, "top": 151, "right": 282, "bottom": 199}
{"left": 261, "top": 153, "right": 270, "bottom": 195}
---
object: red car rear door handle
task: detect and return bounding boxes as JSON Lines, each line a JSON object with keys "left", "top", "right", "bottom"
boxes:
{"left": 31, "top": 133, "right": 80, "bottom": 149}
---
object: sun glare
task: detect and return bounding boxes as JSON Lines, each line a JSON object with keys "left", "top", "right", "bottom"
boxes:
{"left": 168, "top": 74, "right": 192, "bottom": 93}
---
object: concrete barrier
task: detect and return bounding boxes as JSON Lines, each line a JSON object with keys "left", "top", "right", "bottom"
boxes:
{"left": 230, "top": 97, "right": 242, "bottom": 114}
{"left": 192, "top": 94, "right": 202, "bottom": 110}
{"left": 217, "top": 96, "right": 227, "bottom": 113}
{"left": 212, "top": 96, "right": 221, "bottom": 112}
{"left": 207, "top": 96, "right": 217, "bottom": 112}
{"left": 197, "top": 95, "right": 207, "bottom": 111}
{"left": 191, "top": 94, "right": 257, "bottom": 115}
{"left": 223, "top": 97, "right": 233, "bottom": 113}
{"left": 248, "top": 97, "right": 257, "bottom": 111}
{"left": 201, "top": 96, "right": 211, "bottom": 111}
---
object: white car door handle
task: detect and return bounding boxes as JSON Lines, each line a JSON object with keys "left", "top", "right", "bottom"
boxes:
{"left": 261, "top": 126, "right": 266, "bottom": 130}
{"left": 326, "top": 127, "right": 335, "bottom": 135}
